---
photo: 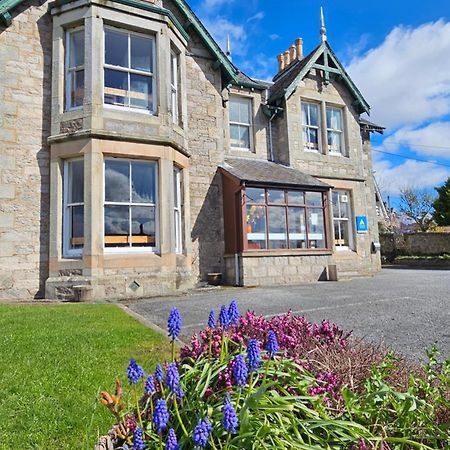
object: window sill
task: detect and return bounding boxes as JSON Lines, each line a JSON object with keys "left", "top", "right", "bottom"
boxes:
{"left": 238, "top": 249, "right": 332, "bottom": 257}
{"left": 103, "top": 104, "right": 156, "bottom": 115}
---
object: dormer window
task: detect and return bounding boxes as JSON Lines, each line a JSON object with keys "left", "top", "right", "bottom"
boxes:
{"left": 104, "top": 27, "right": 155, "bottom": 112}
{"left": 229, "top": 96, "right": 253, "bottom": 151}
{"left": 65, "top": 28, "right": 84, "bottom": 110}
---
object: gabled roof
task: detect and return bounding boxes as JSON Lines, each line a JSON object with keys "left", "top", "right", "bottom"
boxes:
{"left": 359, "top": 117, "right": 385, "bottom": 134}
{"left": 221, "top": 157, "right": 331, "bottom": 189}
{"left": 268, "top": 41, "right": 370, "bottom": 114}
{"left": 1, "top": 0, "right": 264, "bottom": 89}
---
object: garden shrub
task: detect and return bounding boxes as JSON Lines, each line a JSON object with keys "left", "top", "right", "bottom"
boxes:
{"left": 99, "top": 301, "right": 450, "bottom": 449}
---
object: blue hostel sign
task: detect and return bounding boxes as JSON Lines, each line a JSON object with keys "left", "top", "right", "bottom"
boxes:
{"left": 356, "top": 216, "right": 368, "bottom": 233}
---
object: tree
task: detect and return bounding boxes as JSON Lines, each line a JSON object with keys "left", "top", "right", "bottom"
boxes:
{"left": 399, "top": 187, "right": 435, "bottom": 232}
{"left": 432, "top": 177, "right": 450, "bottom": 226}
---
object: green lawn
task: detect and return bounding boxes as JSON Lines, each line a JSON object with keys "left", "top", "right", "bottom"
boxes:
{"left": 0, "top": 304, "right": 171, "bottom": 449}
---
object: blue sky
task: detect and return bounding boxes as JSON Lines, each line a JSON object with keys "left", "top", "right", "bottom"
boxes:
{"left": 189, "top": 0, "right": 450, "bottom": 205}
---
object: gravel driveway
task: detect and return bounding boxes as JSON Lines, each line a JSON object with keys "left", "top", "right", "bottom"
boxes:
{"left": 125, "top": 267, "right": 450, "bottom": 362}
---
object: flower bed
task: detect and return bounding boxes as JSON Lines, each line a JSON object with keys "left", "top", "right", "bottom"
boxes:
{"left": 98, "top": 300, "right": 450, "bottom": 449}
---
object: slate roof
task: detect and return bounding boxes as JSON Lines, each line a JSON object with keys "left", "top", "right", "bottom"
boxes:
{"left": 220, "top": 157, "right": 331, "bottom": 189}
{"left": 359, "top": 117, "right": 385, "bottom": 134}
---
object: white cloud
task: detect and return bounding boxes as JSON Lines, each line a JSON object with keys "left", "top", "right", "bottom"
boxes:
{"left": 382, "top": 122, "right": 450, "bottom": 159}
{"left": 347, "top": 20, "right": 450, "bottom": 129}
{"left": 247, "top": 11, "right": 264, "bottom": 22}
{"left": 201, "top": 17, "right": 247, "bottom": 56}
{"left": 239, "top": 52, "right": 277, "bottom": 81}
{"left": 200, "top": 0, "right": 235, "bottom": 9}
{"left": 269, "top": 34, "right": 280, "bottom": 41}
{"left": 374, "top": 158, "right": 450, "bottom": 196}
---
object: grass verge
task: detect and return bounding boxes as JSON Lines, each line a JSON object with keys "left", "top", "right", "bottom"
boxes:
{"left": 0, "top": 303, "right": 170, "bottom": 449}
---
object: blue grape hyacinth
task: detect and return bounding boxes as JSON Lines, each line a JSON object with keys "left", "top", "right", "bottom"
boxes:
{"left": 222, "top": 393, "right": 239, "bottom": 433}
{"left": 144, "top": 374, "right": 155, "bottom": 395}
{"left": 228, "top": 299, "right": 239, "bottom": 325}
{"left": 266, "top": 330, "right": 279, "bottom": 356}
{"left": 208, "top": 309, "right": 216, "bottom": 329}
{"left": 155, "top": 363, "right": 164, "bottom": 383}
{"left": 153, "top": 399, "right": 170, "bottom": 433}
{"left": 219, "top": 304, "right": 229, "bottom": 330}
{"left": 166, "top": 428, "right": 180, "bottom": 450}
{"left": 132, "top": 427, "right": 145, "bottom": 450}
{"left": 168, "top": 307, "right": 182, "bottom": 341}
{"left": 192, "top": 418, "right": 212, "bottom": 448}
{"left": 127, "top": 359, "right": 145, "bottom": 385}
{"left": 247, "top": 339, "right": 261, "bottom": 372}
{"left": 233, "top": 354, "right": 248, "bottom": 389}
{"left": 166, "top": 362, "right": 180, "bottom": 393}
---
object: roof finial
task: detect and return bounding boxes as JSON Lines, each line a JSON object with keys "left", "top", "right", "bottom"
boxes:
{"left": 226, "top": 34, "right": 232, "bottom": 61}
{"left": 320, "top": 6, "right": 327, "bottom": 42}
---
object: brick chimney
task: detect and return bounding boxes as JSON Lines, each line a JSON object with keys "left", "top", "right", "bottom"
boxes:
{"left": 276, "top": 37, "right": 304, "bottom": 73}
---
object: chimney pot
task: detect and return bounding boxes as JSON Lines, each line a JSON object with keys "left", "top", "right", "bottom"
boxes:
{"left": 289, "top": 45, "right": 296, "bottom": 62}
{"left": 295, "top": 38, "right": 303, "bottom": 60}
{"left": 277, "top": 53, "right": 285, "bottom": 72}
{"left": 283, "top": 50, "right": 290, "bottom": 68}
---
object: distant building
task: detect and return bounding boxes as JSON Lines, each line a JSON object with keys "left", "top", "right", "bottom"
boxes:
{"left": 0, "top": 0, "right": 382, "bottom": 300}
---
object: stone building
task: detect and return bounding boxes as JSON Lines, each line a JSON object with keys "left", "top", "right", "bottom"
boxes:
{"left": 0, "top": 0, "right": 382, "bottom": 300}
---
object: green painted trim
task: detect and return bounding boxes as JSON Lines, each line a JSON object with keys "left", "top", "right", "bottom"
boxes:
{"left": 0, "top": 0, "right": 21, "bottom": 25}
{"left": 281, "top": 42, "right": 370, "bottom": 114}
{"left": 0, "top": 10, "right": 12, "bottom": 25}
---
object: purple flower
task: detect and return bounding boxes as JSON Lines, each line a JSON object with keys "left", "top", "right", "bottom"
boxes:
{"left": 153, "top": 399, "right": 169, "bottom": 433}
{"left": 132, "top": 427, "right": 145, "bottom": 450}
{"left": 219, "top": 305, "right": 229, "bottom": 330}
{"left": 166, "top": 362, "right": 180, "bottom": 393}
{"left": 166, "top": 428, "right": 180, "bottom": 450}
{"left": 155, "top": 363, "right": 164, "bottom": 383}
{"left": 204, "top": 417, "right": 213, "bottom": 433}
{"left": 208, "top": 310, "right": 216, "bottom": 329}
{"left": 222, "top": 393, "right": 239, "bottom": 433}
{"left": 145, "top": 374, "right": 155, "bottom": 395}
{"left": 228, "top": 299, "right": 239, "bottom": 325}
{"left": 127, "top": 359, "right": 145, "bottom": 385}
{"left": 233, "top": 354, "right": 248, "bottom": 389}
{"left": 266, "top": 330, "right": 278, "bottom": 356}
{"left": 247, "top": 339, "right": 261, "bottom": 372}
{"left": 175, "top": 385, "right": 184, "bottom": 400}
{"left": 168, "top": 307, "right": 182, "bottom": 341}
{"left": 192, "top": 418, "right": 211, "bottom": 448}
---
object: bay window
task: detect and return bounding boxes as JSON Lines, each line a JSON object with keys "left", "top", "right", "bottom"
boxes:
{"left": 229, "top": 96, "right": 253, "bottom": 150}
{"left": 326, "top": 106, "right": 344, "bottom": 154}
{"left": 104, "top": 28, "right": 155, "bottom": 112}
{"left": 245, "top": 187, "right": 327, "bottom": 250}
{"left": 171, "top": 50, "right": 180, "bottom": 125}
{"left": 301, "top": 102, "right": 320, "bottom": 151}
{"left": 65, "top": 28, "right": 84, "bottom": 110}
{"left": 63, "top": 159, "right": 84, "bottom": 257}
{"left": 332, "top": 190, "right": 353, "bottom": 249}
{"left": 104, "top": 159, "right": 157, "bottom": 250}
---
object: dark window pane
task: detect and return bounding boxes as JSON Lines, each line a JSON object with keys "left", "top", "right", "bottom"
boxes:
{"left": 131, "top": 161, "right": 156, "bottom": 203}
{"left": 69, "top": 30, "right": 84, "bottom": 67}
{"left": 332, "top": 191, "right": 340, "bottom": 216}
{"left": 104, "top": 69, "right": 128, "bottom": 106}
{"left": 131, "top": 206, "right": 155, "bottom": 247}
{"left": 246, "top": 187, "right": 265, "bottom": 204}
{"left": 105, "top": 160, "right": 130, "bottom": 202}
{"left": 246, "top": 205, "right": 266, "bottom": 249}
{"left": 307, "top": 209, "right": 325, "bottom": 248}
{"left": 105, "top": 30, "right": 128, "bottom": 67}
{"left": 68, "top": 159, "right": 84, "bottom": 204}
{"left": 71, "top": 69, "right": 84, "bottom": 107}
{"left": 268, "top": 206, "right": 287, "bottom": 249}
{"left": 267, "top": 189, "right": 285, "bottom": 204}
{"left": 288, "top": 207, "right": 306, "bottom": 249}
{"left": 131, "top": 35, "right": 152, "bottom": 72}
{"left": 70, "top": 205, "right": 84, "bottom": 249}
{"left": 104, "top": 205, "right": 129, "bottom": 247}
{"left": 130, "top": 73, "right": 152, "bottom": 110}
{"left": 288, "top": 191, "right": 304, "bottom": 205}
{"left": 306, "top": 191, "right": 323, "bottom": 207}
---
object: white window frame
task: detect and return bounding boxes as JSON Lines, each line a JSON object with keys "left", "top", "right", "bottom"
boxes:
{"left": 103, "top": 158, "right": 159, "bottom": 253}
{"left": 63, "top": 158, "right": 84, "bottom": 258}
{"left": 173, "top": 166, "right": 183, "bottom": 253}
{"left": 301, "top": 101, "right": 320, "bottom": 152}
{"left": 103, "top": 26, "right": 157, "bottom": 114}
{"left": 326, "top": 106, "right": 344, "bottom": 155}
{"left": 65, "top": 27, "right": 84, "bottom": 111}
{"left": 229, "top": 96, "right": 253, "bottom": 151}
{"left": 332, "top": 190, "right": 354, "bottom": 250}
{"left": 170, "top": 50, "right": 180, "bottom": 125}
